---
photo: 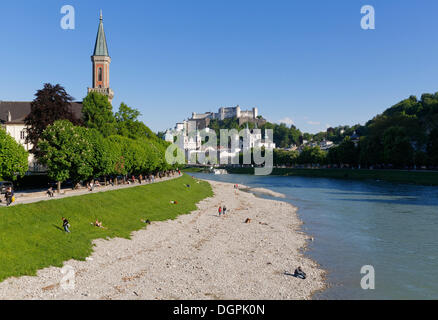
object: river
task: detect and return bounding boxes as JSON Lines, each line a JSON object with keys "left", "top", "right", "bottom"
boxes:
{"left": 189, "top": 172, "right": 438, "bottom": 299}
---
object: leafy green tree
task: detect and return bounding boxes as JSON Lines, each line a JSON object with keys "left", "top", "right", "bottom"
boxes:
{"left": 38, "top": 120, "right": 94, "bottom": 192}
{"left": 427, "top": 128, "right": 438, "bottom": 166}
{"left": 274, "top": 149, "right": 299, "bottom": 166}
{"left": 414, "top": 151, "right": 428, "bottom": 167}
{"left": 0, "top": 129, "right": 29, "bottom": 180}
{"left": 82, "top": 92, "right": 117, "bottom": 137}
{"left": 25, "top": 83, "right": 80, "bottom": 155}
{"left": 297, "top": 146, "right": 326, "bottom": 165}
{"left": 115, "top": 103, "right": 156, "bottom": 140}
{"left": 359, "top": 136, "right": 384, "bottom": 167}
{"left": 382, "top": 126, "right": 414, "bottom": 168}
{"left": 337, "top": 137, "right": 359, "bottom": 166}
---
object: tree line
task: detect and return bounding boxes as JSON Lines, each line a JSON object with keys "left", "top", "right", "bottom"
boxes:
{"left": 274, "top": 93, "right": 438, "bottom": 168}
{"left": 0, "top": 83, "right": 174, "bottom": 188}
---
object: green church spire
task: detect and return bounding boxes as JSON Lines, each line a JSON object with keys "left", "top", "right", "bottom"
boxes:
{"left": 93, "top": 10, "right": 109, "bottom": 56}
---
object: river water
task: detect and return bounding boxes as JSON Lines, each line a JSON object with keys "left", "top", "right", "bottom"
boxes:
{"left": 189, "top": 172, "right": 438, "bottom": 299}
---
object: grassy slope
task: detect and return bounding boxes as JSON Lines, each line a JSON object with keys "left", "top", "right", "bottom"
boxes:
{"left": 0, "top": 175, "right": 212, "bottom": 282}
{"left": 226, "top": 167, "right": 438, "bottom": 186}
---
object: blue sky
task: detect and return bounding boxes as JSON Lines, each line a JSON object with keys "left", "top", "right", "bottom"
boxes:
{"left": 1, "top": 0, "right": 437, "bottom": 133}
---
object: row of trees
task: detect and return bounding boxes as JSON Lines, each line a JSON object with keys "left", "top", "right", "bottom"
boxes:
{"left": 272, "top": 93, "right": 438, "bottom": 168}
{"left": 21, "top": 83, "right": 173, "bottom": 189}
{"left": 38, "top": 120, "right": 172, "bottom": 191}
{"left": 273, "top": 126, "right": 438, "bottom": 168}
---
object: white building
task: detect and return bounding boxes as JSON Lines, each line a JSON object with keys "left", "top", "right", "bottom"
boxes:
{"left": 0, "top": 101, "right": 83, "bottom": 173}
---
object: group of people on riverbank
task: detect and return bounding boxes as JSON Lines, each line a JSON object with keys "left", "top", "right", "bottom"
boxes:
{"left": 56, "top": 170, "right": 182, "bottom": 234}
{"left": 44, "top": 170, "right": 182, "bottom": 199}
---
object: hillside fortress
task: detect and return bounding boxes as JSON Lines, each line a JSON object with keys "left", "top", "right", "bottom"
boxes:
{"left": 0, "top": 12, "right": 113, "bottom": 173}
{"left": 192, "top": 105, "right": 258, "bottom": 122}
{"left": 189, "top": 105, "right": 265, "bottom": 129}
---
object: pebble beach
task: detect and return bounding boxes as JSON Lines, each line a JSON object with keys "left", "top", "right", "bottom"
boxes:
{"left": 0, "top": 179, "right": 326, "bottom": 300}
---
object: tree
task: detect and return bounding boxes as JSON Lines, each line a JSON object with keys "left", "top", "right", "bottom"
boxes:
{"left": 115, "top": 103, "right": 157, "bottom": 140}
{"left": 38, "top": 120, "right": 94, "bottom": 192}
{"left": 274, "top": 149, "right": 299, "bottom": 166}
{"left": 297, "top": 146, "right": 326, "bottom": 165}
{"left": 0, "top": 129, "right": 28, "bottom": 180}
{"left": 359, "top": 136, "right": 384, "bottom": 167}
{"left": 427, "top": 128, "right": 438, "bottom": 166}
{"left": 82, "top": 92, "right": 117, "bottom": 137}
{"left": 382, "top": 126, "right": 414, "bottom": 168}
{"left": 25, "top": 83, "right": 79, "bottom": 155}
{"left": 337, "top": 137, "right": 359, "bottom": 166}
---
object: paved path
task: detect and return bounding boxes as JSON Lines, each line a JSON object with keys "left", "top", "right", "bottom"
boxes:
{"left": 1, "top": 175, "right": 182, "bottom": 207}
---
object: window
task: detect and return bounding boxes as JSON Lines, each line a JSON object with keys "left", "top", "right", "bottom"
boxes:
{"left": 98, "top": 67, "right": 103, "bottom": 82}
{"left": 20, "top": 130, "right": 26, "bottom": 140}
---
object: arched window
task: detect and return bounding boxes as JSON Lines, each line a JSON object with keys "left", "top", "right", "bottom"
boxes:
{"left": 98, "top": 67, "right": 103, "bottom": 82}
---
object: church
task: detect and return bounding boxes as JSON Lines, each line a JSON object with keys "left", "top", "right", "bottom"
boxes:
{"left": 0, "top": 12, "right": 114, "bottom": 173}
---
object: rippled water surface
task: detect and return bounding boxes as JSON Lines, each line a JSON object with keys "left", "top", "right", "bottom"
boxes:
{"left": 190, "top": 173, "right": 438, "bottom": 299}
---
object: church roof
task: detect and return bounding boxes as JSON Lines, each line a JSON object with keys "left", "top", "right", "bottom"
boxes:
{"left": 93, "top": 11, "right": 109, "bottom": 57}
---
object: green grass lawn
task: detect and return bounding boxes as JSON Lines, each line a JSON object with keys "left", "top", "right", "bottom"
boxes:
{"left": 226, "top": 167, "right": 438, "bottom": 186}
{"left": 0, "top": 174, "right": 212, "bottom": 283}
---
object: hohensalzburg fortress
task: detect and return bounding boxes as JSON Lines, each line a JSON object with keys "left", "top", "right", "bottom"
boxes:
{"left": 191, "top": 105, "right": 258, "bottom": 122}
{"left": 165, "top": 106, "right": 274, "bottom": 164}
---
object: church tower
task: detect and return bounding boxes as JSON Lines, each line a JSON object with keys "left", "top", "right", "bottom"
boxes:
{"left": 88, "top": 11, "right": 114, "bottom": 103}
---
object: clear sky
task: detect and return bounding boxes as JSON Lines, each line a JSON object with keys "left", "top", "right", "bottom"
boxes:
{"left": 0, "top": 0, "right": 437, "bottom": 133}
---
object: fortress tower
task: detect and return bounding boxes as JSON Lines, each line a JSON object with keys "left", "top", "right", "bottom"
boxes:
{"left": 88, "top": 11, "right": 114, "bottom": 103}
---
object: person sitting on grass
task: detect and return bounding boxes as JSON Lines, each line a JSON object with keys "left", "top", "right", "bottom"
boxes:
{"left": 62, "top": 217, "right": 70, "bottom": 233}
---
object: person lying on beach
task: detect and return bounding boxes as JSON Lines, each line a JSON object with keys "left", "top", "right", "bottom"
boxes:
{"left": 170, "top": 200, "right": 178, "bottom": 204}
{"left": 293, "top": 267, "right": 306, "bottom": 280}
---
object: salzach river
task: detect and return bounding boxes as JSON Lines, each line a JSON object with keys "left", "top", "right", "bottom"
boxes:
{"left": 190, "top": 172, "right": 438, "bottom": 299}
